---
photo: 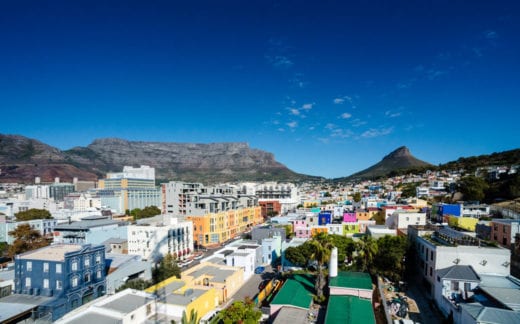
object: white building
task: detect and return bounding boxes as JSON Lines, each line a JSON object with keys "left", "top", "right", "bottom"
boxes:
{"left": 127, "top": 214, "right": 193, "bottom": 262}
{"left": 261, "top": 235, "right": 282, "bottom": 266}
{"left": 55, "top": 288, "right": 156, "bottom": 324}
{"left": 63, "top": 193, "right": 102, "bottom": 211}
{"left": 107, "top": 165, "right": 155, "bottom": 180}
{"left": 385, "top": 211, "right": 426, "bottom": 229}
{"left": 24, "top": 185, "right": 50, "bottom": 199}
{"left": 411, "top": 226, "right": 511, "bottom": 297}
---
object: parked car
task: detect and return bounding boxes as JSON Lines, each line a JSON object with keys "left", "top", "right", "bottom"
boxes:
{"left": 258, "top": 280, "right": 268, "bottom": 290}
{"left": 254, "top": 266, "right": 265, "bottom": 274}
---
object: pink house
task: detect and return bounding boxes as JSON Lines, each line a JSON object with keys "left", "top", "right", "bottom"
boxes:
{"left": 293, "top": 220, "right": 311, "bottom": 238}
{"left": 343, "top": 212, "right": 356, "bottom": 222}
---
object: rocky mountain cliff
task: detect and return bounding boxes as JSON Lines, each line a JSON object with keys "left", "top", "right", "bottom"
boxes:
{"left": 0, "top": 134, "right": 315, "bottom": 183}
{"left": 341, "top": 146, "right": 433, "bottom": 181}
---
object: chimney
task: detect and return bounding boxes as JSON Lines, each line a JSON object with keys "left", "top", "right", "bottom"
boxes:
{"left": 55, "top": 177, "right": 60, "bottom": 183}
{"left": 35, "top": 177, "right": 41, "bottom": 184}
{"left": 329, "top": 247, "right": 338, "bottom": 278}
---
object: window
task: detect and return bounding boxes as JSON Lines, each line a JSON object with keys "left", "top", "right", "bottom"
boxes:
{"left": 27, "top": 261, "right": 32, "bottom": 271}
{"left": 56, "top": 280, "right": 62, "bottom": 290}
{"left": 97, "top": 269, "right": 102, "bottom": 279}
{"left": 72, "top": 260, "right": 78, "bottom": 271}
{"left": 451, "top": 281, "right": 459, "bottom": 291}
{"left": 146, "top": 304, "right": 152, "bottom": 315}
{"left": 84, "top": 272, "right": 91, "bottom": 283}
{"left": 56, "top": 264, "right": 62, "bottom": 274}
{"left": 43, "top": 262, "right": 49, "bottom": 273}
{"left": 43, "top": 279, "right": 49, "bottom": 289}
{"left": 429, "top": 267, "right": 433, "bottom": 276}
{"left": 95, "top": 254, "right": 101, "bottom": 264}
{"left": 72, "top": 277, "right": 79, "bottom": 287}
{"left": 84, "top": 257, "right": 90, "bottom": 267}
{"left": 25, "top": 278, "right": 31, "bottom": 288}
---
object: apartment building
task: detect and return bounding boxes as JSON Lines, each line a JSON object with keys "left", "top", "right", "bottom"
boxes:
{"left": 490, "top": 219, "right": 520, "bottom": 248}
{"left": 127, "top": 214, "right": 193, "bottom": 261}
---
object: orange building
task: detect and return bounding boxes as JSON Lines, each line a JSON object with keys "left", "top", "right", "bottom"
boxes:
{"left": 259, "top": 200, "right": 282, "bottom": 219}
{"left": 188, "top": 206, "right": 262, "bottom": 247}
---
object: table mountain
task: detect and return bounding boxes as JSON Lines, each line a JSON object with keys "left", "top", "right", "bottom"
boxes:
{"left": 0, "top": 134, "right": 317, "bottom": 183}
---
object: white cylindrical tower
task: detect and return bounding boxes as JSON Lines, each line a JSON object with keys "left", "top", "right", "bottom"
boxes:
{"left": 329, "top": 247, "right": 338, "bottom": 278}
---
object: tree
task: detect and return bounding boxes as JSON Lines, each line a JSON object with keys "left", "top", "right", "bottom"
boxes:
{"left": 309, "top": 233, "right": 333, "bottom": 300}
{"left": 14, "top": 209, "right": 52, "bottom": 221}
{"left": 353, "top": 192, "right": 362, "bottom": 203}
{"left": 132, "top": 205, "right": 161, "bottom": 221}
{"left": 116, "top": 278, "right": 153, "bottom": 292}
{"left": 181, "top": 309, "right": 198, "bottom": 324}
{"left": 373, "top": 235, "right": 408, "bottom": 282}
{"left": 329, "top": 234, "right": 355, "bottom": 264}
{"left": 457, "top": 175, "right": 489, "bottom": 202}
{"left": 284, "top": 246, "right": 307, "bottom": 267}
{"left": 355, "top": 235, "right": 378, "bottom": 273}
{"left": 8, "top": 224, "right": 51, "bottom": 258}
{"left": 152, "top": 253, "right": 181, "bottom": 284}
{"left": 219, "top": 298, "right": 261, "bottom": 324}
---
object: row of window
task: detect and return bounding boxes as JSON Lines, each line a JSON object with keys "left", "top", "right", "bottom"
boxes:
{"left": 24, "top": 270, "right": 102, "bottom": 290}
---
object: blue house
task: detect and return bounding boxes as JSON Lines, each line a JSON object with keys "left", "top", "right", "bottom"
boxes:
{"left": 13, "top": 244, "right": 106, "bottom": 321}
{"left": 318, "top": 211, "right": 332, "bottom": 225}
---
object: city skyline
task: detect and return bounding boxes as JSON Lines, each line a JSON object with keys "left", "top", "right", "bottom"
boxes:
{"left": 1, "top": 1, "right": 519, "bottom": 178}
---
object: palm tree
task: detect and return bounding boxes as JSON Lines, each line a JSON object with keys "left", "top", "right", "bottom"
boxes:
{"left": 355, "top": 235, "right": 378, "bottom": 273}
{"left": 180, "top": 309, "right": 198, "bottom": 324}
{"left": 309, "top": 233, "right": 334, "bottom": 300}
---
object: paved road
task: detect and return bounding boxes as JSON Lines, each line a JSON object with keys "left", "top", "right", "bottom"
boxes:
{"left": 231, "top": 265, "right": 275, "bottom": 303}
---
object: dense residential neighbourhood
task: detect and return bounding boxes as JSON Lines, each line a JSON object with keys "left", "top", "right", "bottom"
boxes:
{"left": 0, "top": 162, "right": 519, "bottom": 324}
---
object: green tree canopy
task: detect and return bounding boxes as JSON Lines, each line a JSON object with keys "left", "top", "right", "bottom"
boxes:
{"left": 131, "top": 205, "right": 161, "bottom": 221}
{"left": 152, "top": 253, "right": 181, "bottom": 284}
{"left": 458, "top": 175, "right": 489, "bottom": 202}
{"left": 8, "top": 224, "right": 51, "bottom": 258}
{"left": 15, "top": 208, "right": 52, "bottom": 221}
{"left": 352, "top": 192, "right": 362, "bottom": 203}
{"left": 219, "top": 298, "right": 261, "bottom": 324}
{"left": 373, "top": 235, "right": 408, "bottom": 282}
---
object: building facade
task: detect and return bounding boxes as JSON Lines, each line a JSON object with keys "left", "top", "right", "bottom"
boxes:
{"left": 14, "top": 244, "right": 106, "bottom": 321}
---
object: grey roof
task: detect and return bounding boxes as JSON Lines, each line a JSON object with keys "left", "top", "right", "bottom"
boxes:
{"left": 0, "top": 302, "right": 38, "bottom": 323}
{"left": 154, "top": 280, "right": 185, "bottom": 295}
{"left": 0, "top": 293, "right": 53, "bottom": 305}
{"left": 106, "top": 253, "right": 142, "bottom": 269}
{"left": 165, "top": 288, "right": 207, "bottom": 306}
{"left": 103, "top": 294, "right": 153, "bottom": 314}
{"left": 460, "top": 303, "right": 520, "bottom": 323}
{"left": 229, "top": 252, "right": 250, "bottom": 257}
{"left": 62, "top": 311, "right": 122, "bottom": 324}
{"left": 436, "top": 265, "right": 480, "bottom": 282}
{"left": 103, "top": 238, "right": 127, "bottom": 244}
{"left": 478, "top": 275, "right": 520, "bottom": 312}
{"left": 188, "top": 265, "right": 235, "bottom": 283}
{"left": 54, "top": 219, "right": 122, "bottom": 231}
{"left": 272, "top": 306, "right": 309, "bottom": 324}
{"left": 478, "top": 287, "right": 520, "bottom": 312}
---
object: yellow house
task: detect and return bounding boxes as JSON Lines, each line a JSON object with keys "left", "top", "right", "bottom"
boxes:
{"left": 146, "top": 277, "right": 218, "bottom": 322}
{"left": 311, "top": 226, "right": 328, "bottom": 237}
{"left": 448, "top": 216, "right": 478, "bottom": 231}
{"left": 181, "top": 262, "right": 244, "bottom": 305}
{"left": 188, "top": 206, "right": 262, "bottom": 247}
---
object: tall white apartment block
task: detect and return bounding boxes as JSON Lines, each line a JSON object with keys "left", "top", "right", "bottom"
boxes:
{"left": 127, "top": 214, "right": 193, "bottom": 261}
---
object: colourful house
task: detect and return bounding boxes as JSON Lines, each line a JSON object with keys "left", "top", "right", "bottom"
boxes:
{"left": 188, "top": 206, "right": 262, "bottom": 247}
{"left": 145, "top": 277, "right": 218, "bottom": 322}
{"left": 343, "top": 223, "right": 359, "bottom": 235}
{"left": 293, "top": 220, "right": 310, "bottom": 238}
{"left": 448, "top": 216, "right": 478, "bottom": 231}
{"left": 311, "top": 226, "right": 328, "bottom": 237}
{"left": 343, "top": 212, "right": 356, "bottom": 222}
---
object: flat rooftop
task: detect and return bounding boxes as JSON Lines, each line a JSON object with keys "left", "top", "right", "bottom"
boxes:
{"left": 59, "top": 311, "right": 121, "bottom": 324}
{"left": 329, "top": 271, "right": 372, "bottom": 290}
{"left": 325, "top": 295, "right": 375, "bottom": 324}
{"left": 19, "top": 244, "right": 82, "bottom": 261}
{"left": 165, "top": 288, "right": 208, "bottom": 306}
{"left": 102, "top": 293, "right": 153, "bottom": 314}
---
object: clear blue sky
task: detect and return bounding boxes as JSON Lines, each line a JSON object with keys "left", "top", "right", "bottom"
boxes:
{"left": 1, "top": 1, "right": 519, "bottom": 178}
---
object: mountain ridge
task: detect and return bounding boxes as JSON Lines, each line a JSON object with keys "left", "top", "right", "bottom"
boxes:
{"left": 338, "top": 146, "right": 433, "bottom": 181}
{"left": 0, "top": 134, "right": 320, "bottom": 183}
